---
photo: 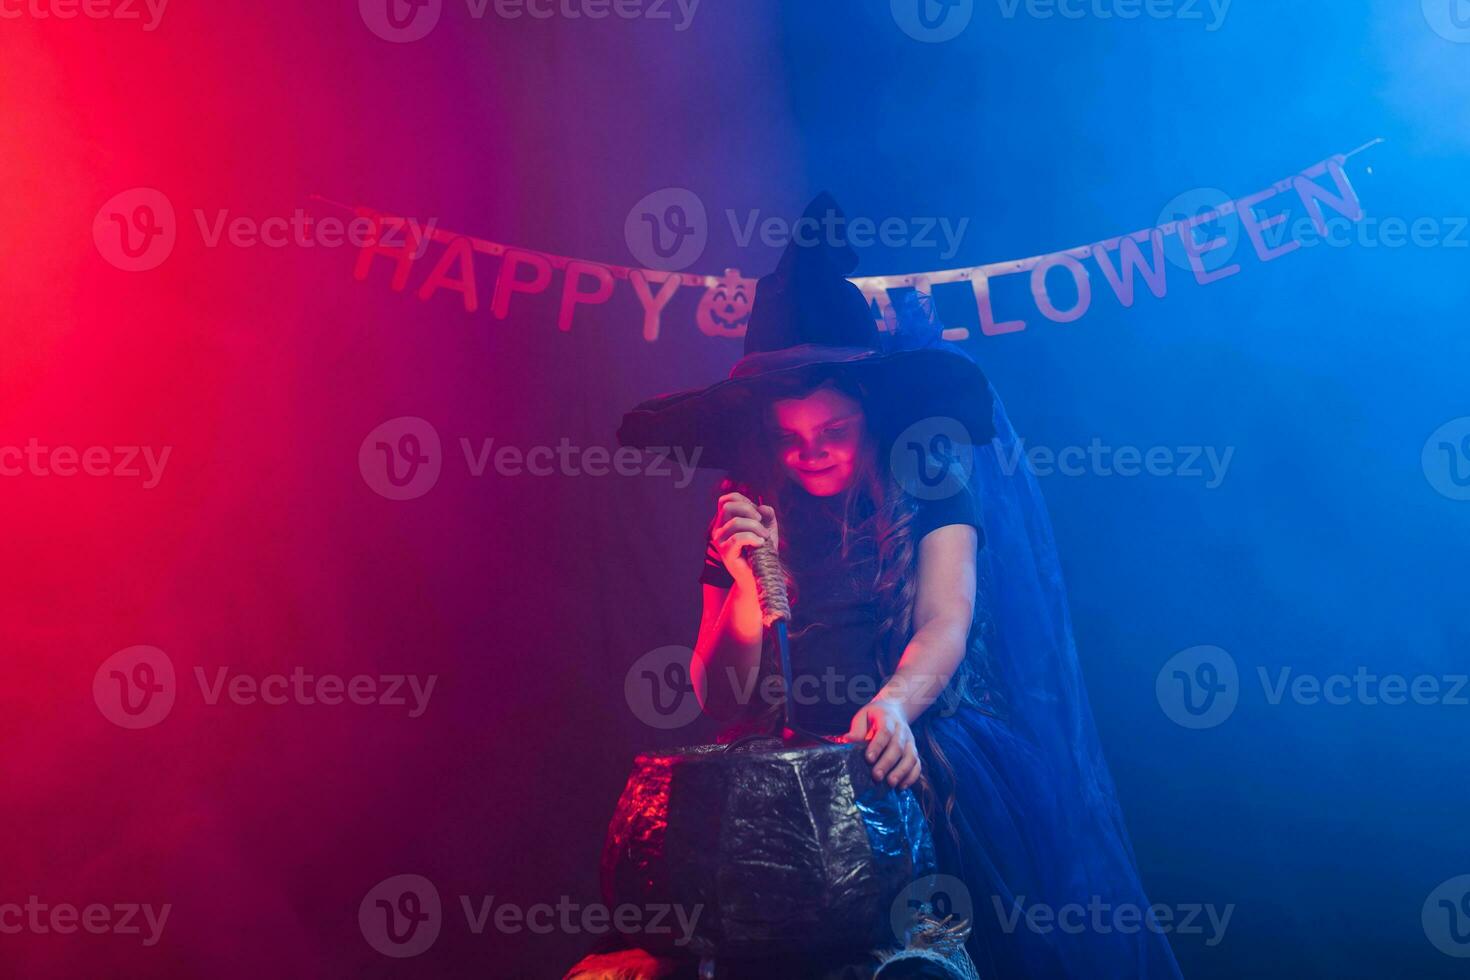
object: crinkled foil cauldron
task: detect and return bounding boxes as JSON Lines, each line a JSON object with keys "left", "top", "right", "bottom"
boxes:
{"left": 600, "top": 740, "right": 935, "bottom": 959}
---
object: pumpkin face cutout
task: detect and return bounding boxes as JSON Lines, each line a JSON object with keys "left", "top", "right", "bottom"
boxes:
{"left": 696, "top": 269, "right": 756, "bottom": 338}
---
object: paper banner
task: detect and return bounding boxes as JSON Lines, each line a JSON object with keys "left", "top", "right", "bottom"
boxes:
{"left": 318, "top": 139, "right": 1381, "bottom": 342}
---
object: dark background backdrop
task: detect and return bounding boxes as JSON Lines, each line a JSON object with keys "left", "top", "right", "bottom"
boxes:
{"left": 3, "top": 1, "right": 1468, "bottom": 976}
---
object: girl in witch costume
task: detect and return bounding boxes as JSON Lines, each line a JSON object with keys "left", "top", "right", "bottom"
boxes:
{"left": 618, "top": 197, "right": 1183, "bottom": 979}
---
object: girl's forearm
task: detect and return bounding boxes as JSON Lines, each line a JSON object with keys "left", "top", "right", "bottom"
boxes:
{"left": 692, "top": 583, "right": 764, "bottom": 719}
{"left": 874, "top": 618, "right": 970, "bottom": 725}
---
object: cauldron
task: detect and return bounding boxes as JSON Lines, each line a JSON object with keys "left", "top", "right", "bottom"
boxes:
{"left": 601, "top": 738, "right": 935, "bottom": 960}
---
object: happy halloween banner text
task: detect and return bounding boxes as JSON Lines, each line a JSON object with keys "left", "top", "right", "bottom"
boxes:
{"left": 325, "top": 144, "right": 1376, "bottom": 342}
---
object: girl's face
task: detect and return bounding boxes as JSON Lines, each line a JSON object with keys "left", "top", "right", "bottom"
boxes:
{"left": 768, "top": 385, "right": 869, "bottom": 497}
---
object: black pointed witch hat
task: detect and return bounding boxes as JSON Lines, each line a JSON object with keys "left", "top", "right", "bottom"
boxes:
{"left": 617, "top": 194, "right": 993, "bottom": 470}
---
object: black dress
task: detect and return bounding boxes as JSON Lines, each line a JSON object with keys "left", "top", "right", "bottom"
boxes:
{"left": 700, "top": 488, "right": 980, "bottom": 736}
{"left": 698, "top": 486, "right": 1184, "bottom": 978}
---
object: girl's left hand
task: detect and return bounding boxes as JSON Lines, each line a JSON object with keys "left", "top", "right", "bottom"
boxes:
{"left": 844, "top": 699, "right": 921, "bottom": 790}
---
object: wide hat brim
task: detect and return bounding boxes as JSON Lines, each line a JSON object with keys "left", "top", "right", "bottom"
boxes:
{"left": 617, "top": 344, "right": 994, "bottom": 471}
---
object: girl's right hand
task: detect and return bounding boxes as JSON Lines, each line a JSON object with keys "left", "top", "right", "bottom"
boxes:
{"left": 713, "top": 492, "right": 778, "bottom": 587}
